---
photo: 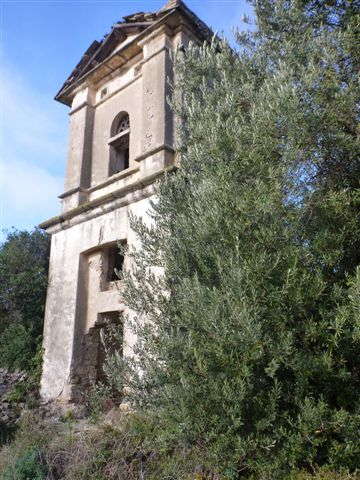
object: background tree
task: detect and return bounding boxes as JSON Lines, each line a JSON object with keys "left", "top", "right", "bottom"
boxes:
{"left": 0, "top": 229, "right": 49, "bottom": 372}
{"left": 105, "top": 1, "right": 360, "bottom": 478}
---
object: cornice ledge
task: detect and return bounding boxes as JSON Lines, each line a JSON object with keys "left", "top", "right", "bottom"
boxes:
{"left": 135, "top": 143, "right": 175, "bottom": 162}
{"left": 69, "top": 101, "right": 94, "bottom": 116}
{"left": 39, "top": 165, "right": 176, "bottom": 231}
{"left": 88, "top": 165, "right": 140, "bottom": 193}
{"left": 58, "top": 186, "right": 87, "bottom": 200}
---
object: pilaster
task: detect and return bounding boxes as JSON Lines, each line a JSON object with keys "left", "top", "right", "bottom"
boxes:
{"left": 138, "top": 26, "right": 175, "bottom": 173}
{"left": 62, "top": 87, "right": 95, "bottom": 212}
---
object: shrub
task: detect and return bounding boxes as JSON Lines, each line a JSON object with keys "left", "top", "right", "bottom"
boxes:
{"left": 1, "top": 448, "right": 47, "bottom": 480}
{"left": 0, "top": 411, "right": 156, "bottom": 480}
{"left": 0, "top": 412, "right": 51, "bottom": 474}
{"left": 1, "top": 411, "right": 359, "bottom": 480}
{"left": 85, "top": 383, "right": 115, "bottom": 424}
{"left": 289, "top": 469, "right": 360, "bottom": 480}
{"left": 0, "top": 228, "right": 49, "bottom": 373}
{"left": 105, "top": 1, "right": 360, "bottom": 478}
{"left": 0, "top": 423, "right": 17, "bottom": 448}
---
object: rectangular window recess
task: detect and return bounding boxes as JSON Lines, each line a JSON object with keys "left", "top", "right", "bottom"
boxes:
{"left": 109, "top": 133, "right": 130, "bottom": 176}
{"left": 106, "top": 241, "right": 126, "bottom": 283}
{"left": 97, "top": 310, "right": 123, "bottom": 328}
{"left": 108, "top": 129, "right": 130, "bottom": 145}
{"left": 92, "top": 311, "right": 123, "bottom": 384}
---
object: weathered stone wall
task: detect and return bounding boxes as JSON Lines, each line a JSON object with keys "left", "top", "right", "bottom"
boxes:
{"left": 40, "top": 5, "right": 200, "bottom": 403}
{"left": 40, "top": 195, "right": 153, "bottom": 402}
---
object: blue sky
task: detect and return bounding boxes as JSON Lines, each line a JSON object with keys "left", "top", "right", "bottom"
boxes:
{"left": 0, "top": 0, "right": 253, "bottom": 242}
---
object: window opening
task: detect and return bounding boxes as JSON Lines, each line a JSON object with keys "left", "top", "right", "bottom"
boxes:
{"left": 109, "top": 112, "right": 130, "bottom": 176}
{"left": 109, "top": 135, "right": 129, "bottom": 176}
{"left": 106, "top": 242, "right": 126, "bottom": 282}
{"left": 112, "top": 114, "right": 130, "bottom": 136}
{"left": 88, "top": 311, "right": 123, "bottom": 385}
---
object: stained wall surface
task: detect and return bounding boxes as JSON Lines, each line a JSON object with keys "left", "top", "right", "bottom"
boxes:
{"left": 41, "top": 197, "right": 151, "bottom": 401}
{"left": 40, "top": 9, "right": 202, "bottom": 402}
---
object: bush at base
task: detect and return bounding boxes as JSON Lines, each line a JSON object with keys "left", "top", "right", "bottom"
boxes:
{"left": 2, "top": 447, "right": 46, "bottom": 480}
{"left": 289, "top": 470, "right": 360, "bottom": 480}
{"left": 1, "top": 412, "right": 359, "bottom": 480}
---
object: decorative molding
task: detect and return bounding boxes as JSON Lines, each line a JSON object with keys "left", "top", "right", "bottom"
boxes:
{"left": 137, "top": 24, "right": 173, "bottom": 47}
{"left": 134, "top": 144, "right": 175, "bottom": 162}
{"left": 69, "top": 101, "right": 94, "bottom": 116}
{"left": 58, "top": 186, "right": 87, "bottom": 199}
{"left": 87, "top": 166, "right": 140, "bottom": 193}
{"left": 39, "top": 166, "right": 176, "bottom": 232}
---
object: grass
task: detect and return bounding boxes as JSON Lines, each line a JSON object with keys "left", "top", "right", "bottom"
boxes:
{"left": 1, "top": 410, "right": 359, "bottom": 480}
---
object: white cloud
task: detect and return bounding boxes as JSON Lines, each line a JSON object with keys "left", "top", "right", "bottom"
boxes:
{"left": 0, "top": 159, "right": 62, "bottom": 224}
{"left": 0, "top": 57, "right": 67, "bottom": 161}
{"left": 0, "top": 53, "right": 67, "bottom": 236}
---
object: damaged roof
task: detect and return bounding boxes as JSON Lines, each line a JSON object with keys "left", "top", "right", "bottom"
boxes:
{"left": 55, "top": 0, "right": 212, "bottom": 105}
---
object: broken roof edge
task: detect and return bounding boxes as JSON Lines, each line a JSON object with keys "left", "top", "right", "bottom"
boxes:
{"left": 161, "top": 0, "right": 212, "bottom": 39}
{"left": 54, "top": 1, "right": 213, "bottom": 106}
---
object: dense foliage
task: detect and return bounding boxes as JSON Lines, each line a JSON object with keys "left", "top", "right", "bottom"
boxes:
{"left": 2, "top": 447, "right": 46, "bottom": 480}
{"left": 104, "top": 0, "right": 360, "bottom": 478}
{"left": 1, "top": 412, "right": 360, "bottom": 480}
{"left": 0, "top": 229, "right": 49, "bottom": 372}
{"left": 0, "top": 412, "right": 157, "bottom": 480}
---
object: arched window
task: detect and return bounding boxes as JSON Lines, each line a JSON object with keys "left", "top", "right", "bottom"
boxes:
{"left": 108, "top": 112, "right": 130, "bottom": 176}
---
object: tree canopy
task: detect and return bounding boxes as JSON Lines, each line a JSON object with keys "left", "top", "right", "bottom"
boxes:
{"left": 109, "top": 0, "right": 359, "bottom": 477}
{"left": 0, "top": 229, "right": 49, "bottom": 372}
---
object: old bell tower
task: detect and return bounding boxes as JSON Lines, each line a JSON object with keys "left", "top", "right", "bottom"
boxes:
{"left": 39, "top": 0, "right": 211, "bottom": 402}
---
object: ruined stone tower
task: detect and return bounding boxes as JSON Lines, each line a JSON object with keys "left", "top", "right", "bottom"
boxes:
{"left": 39, "top": 1, "right": 211, "bottom": 402}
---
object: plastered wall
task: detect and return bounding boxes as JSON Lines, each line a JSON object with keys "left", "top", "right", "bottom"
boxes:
{"left": 41, "top": 196, "right": 152, "bottom": 402}
{"left": 40, "top": 19, "right": 195, "bottom": 403}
